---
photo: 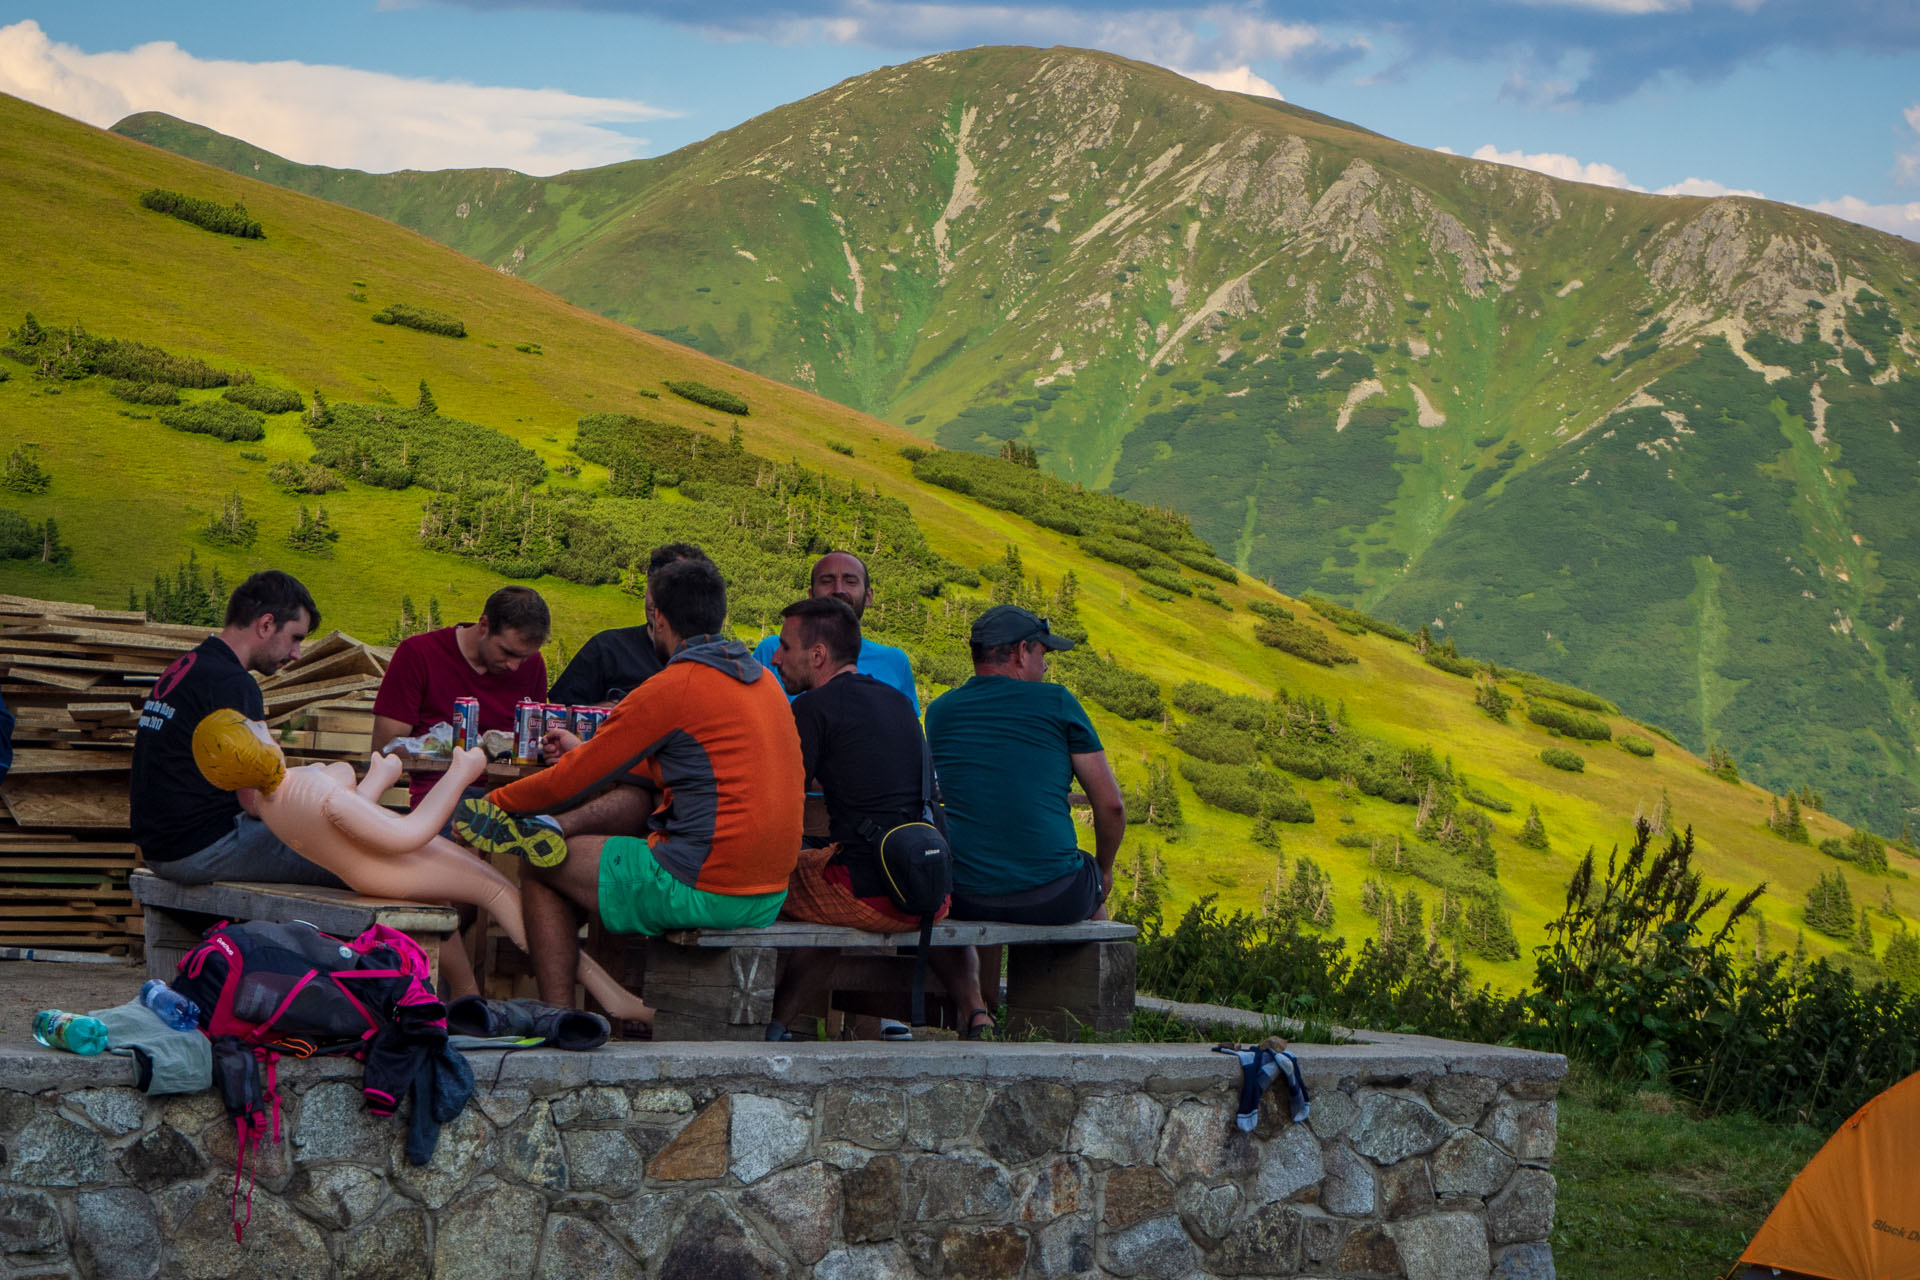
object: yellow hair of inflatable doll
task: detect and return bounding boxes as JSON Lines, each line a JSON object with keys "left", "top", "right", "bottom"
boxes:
{"left": 191, "top": 708, "right": 286, "bottom": 794}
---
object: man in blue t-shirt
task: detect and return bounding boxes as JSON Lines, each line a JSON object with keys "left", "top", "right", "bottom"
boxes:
{"left": 923, "top": 604, "right": 1127, "bottom": 1037}
{"left": 753, "top": 551, "right": 919, "bottom": 713}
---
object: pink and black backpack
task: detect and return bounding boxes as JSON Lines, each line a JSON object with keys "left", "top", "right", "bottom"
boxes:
{"left": 171, "top": 918, "right": 445, "bottom": 1238}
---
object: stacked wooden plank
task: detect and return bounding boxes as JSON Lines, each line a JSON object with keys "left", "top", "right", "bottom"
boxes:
{"left": 0, "top": 594, "right": 390, "bottom": 953}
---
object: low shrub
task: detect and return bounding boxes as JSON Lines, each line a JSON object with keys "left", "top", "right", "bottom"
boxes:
{"left": 1136, "top": 566, "right": 1193, "bottom": 596}
{"left": 1541, "top": 747, "right": 1586, "bottom": 772}
{"left": 158, "top": 399, "right": 265, "bottom": 442}
{"left": 1253, "top": 617, "right": 1355, "bottom": 667}
{"left": 139, "top": 188, "right": 263, "bottom": 239}
{"left": 371, "top": 304, "right": 466, "bottom": 338}
{"left": 1619, "top": 734, "right": 1656, "bottom": 758}
{"left": 268, "top": 460, "right": 344, "bottom": 494}
{"left": 1050, "top": 647, "right": 1164, "bottom": 721}
{"left": 202, "top": 492, "right": 257, "bottom": 548}
{"left": 1177, "top": 757, "right": 1311, "bottom": 821}
{"left": 1171, "top": 719, "right": 1257, "bottom": 766}
{"left": 1513, "top": 674, "right": 1616, "bottom": 713}
{"left": 897, "top": 445, "right": 929, "bottom": 462}
{"left": 1301, "top": 593, "right": 1414, "bottom": 643}
{"left": 109, "top": 380, "right": 179, "bottom": 405}
{"left": 1081, "top": 534, "right": 1176, "bottom": 573}
{"left": 1248, "top": 600, "right": 1294, "bottom": 623}
{"left": 1527, "top": 701, "right": 1613, "bottom": 741}
{"left": 1463, "top": 787, "right": 1513, "bottom": 814}
{"left": 222, "top": 384, "right": 304, "bottom": 414}
{"left": 665, "top": 380, "right": 749, "bottom": 415}
{"left": 826, "top": 440, "right": 854, "bottom": 456}
{"left": 1822, "top": 830, "right": 1889, "bottom": 873}
{"left": 3, "top": 445, "right": 51, "bottom": 494}
{"left": 1425, "top": 649, "right": 1480, "bottom": 678}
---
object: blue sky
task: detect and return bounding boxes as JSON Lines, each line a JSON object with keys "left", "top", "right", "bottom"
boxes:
{"left": 2, "top": 1, "right": 1916, "bottom": 238}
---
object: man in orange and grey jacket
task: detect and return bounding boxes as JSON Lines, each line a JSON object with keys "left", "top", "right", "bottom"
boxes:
{"left": 453, "top": 557, "right": 804, "bottom": 1009}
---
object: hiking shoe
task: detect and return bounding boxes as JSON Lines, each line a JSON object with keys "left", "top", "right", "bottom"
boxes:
{"left": 453, "top": 798, "right": 567, "bottom": 867}
{"left": 448, "top": 996, "right": 610, "bottom": 1050}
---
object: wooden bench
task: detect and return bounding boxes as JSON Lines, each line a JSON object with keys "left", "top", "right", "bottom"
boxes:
{"left": 647, "top": 919, "right": 1138, "bottom": 1042}
{"left": 129, "top": 868, "right": 461, "bottom": 991}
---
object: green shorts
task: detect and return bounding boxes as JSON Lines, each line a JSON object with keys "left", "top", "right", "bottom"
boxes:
{"left": 597, "top": 836, "right": 786, "bottom": 936}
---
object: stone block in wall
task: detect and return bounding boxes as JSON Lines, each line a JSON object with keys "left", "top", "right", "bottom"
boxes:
{"left": 905, "top": 1080, "right": 985, "bottom": 1151}
{"left": 1488, "top": 1168, "right": 1557, "bottom": 1244}
{"left": 535, "top": 1214, "right": 635, "bottom": 1280}
{"left": 979, "top": 1080, "right": 1075, "bottom": 1165}
{"left": 1430, "top": 1073, "right": 1501, "bottom": 1124}
{"left": 119, "top": 1125, "right": 207, "bottom": 1191}
{"left": 1336, "top": 1222, "right": 1401, "bottom": 1274}
{"left": 1378, "top": 1156, "right": 1438, "bottom": 1219}
{"left": 1351, "top": 1093, "right": 1451, "bottom": 1165}
{"left": 1321, "top": 1141, "right": 1376, "bottom": 1215}
{"left": 1014, "top": 1154, "right": 1083, "bottom": 1222}
{"left": 290, "top": 1081, "right": 397, "bottom": 1164}
{"left": 1103, "top": 1166, "right": 1173, "bottom": 1227}
{"left": 336, "top": 1207, "right": 429, "bottom": 1280}
{"left": 67, "top": 1087, "right": 146, "bottom": 1137}
{"left": 1030, "top": 1214, "right": 1096, "bottom": 1279}
{"left": 434, "top": 1180, "right": 547, "bottom": 1280}
{"left": 389, "top": 1108, "right": 495, "bottom": 1209}
{"left": 501, "top": 1100, "right": 569, "bottom": 1190}
{"left": 648, "top": 1094, "right": 730, "bottom": 1182}
{"left": 72, "top": 1188, "right": 160, "bottom": 1280}
{"left": 1307, "top": 1085, "right": 1359, "bottom": 1141}
{"left": 1102, "top": 1212, "right": 1198, "bottom": 1278}
{"left": 1255, "top": 1122, "right": 1324, "bottom": 1203}
{"left": 1493, "top": 1240, "right": 1558, "bottom": 1279}
{"left": 168, "top": 1189, "right": 333, "bottom": 1280}
{"left": 934, "top": 1224, "right": 1030, "bottom": 1279}
{"left": 9, "top": 1114, "right": 107, "bottom": 1186}
{"left": 1210, "top": 1202, "right": 1304, "bottom": 1276}
{"left": 1155, "top": 1100, "right": 1259, "bottom": 1180}
{"left": 1388, "top": 1211, "right": 1491, "bottom": 1280}
{"left": 285, "top": 1163, "right": 388, "bottom": 1230}
{"left": 1431, "top": 1130, "right": 1517, "bottom": 1199}
{"left": 729, "top": 1094, "right": 811, "bottom": 1184}
{"left": 813, "top": 1242, "right": 916, "bottom": 1280}
{"left": 1479, "top": 1099, "right": 1557, "bottom": 1163}
{"left": 821, "top": 1084, "right": 907, "bottom": 1150}
{"left": 0, "top": 1186, "right": 65, "bottom": 1255}
{"left": 603, "top": 1190, "right": 688, "bottom": 1269}
{"left": 1070, "top": 1092, "right": 1165, "bottom": 1165}
{"left": 744, "top": 1160, "right": 840, "bottom": 1264}
{"left": 1174, "top": 1179, "right": 1240, "bottom": 1245}
{"left": 562, "top": 1127, "right": 641, "bottom": 1194}
{"left": 550, "top": 1085, "right": 630, "bottom": 1126}
{"left": 902, "top": 1152, "right": 1013, "bottom": 1221}
{"left": 841, "top": 1154, "right": 901, "bottom": 1241}
{"left": 659, "top": 1193, "right": 791, "bottom": 1279}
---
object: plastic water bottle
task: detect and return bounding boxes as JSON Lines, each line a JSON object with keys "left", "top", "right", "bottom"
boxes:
{"left": 139, "top": 979, "right": 202, "bottom": 1032}
{"left": 32, "top": 1010, "right": 109, "bottom": 1056}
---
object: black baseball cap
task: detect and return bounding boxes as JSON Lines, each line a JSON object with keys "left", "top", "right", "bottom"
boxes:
{"left": 971, "top": 604, "right": 1075, "bottom": 650}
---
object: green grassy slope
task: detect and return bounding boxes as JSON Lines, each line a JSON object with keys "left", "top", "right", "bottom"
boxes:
{"left": 116, "top": 47, "right": 1920, "bottom": 835}
{"left": 11, "top": 91, "right": 1916, "bottom": 992}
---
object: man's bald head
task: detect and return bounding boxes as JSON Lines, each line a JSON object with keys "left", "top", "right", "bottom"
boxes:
{"left": 809, "top": 550, "right": 872, "bottom": 620}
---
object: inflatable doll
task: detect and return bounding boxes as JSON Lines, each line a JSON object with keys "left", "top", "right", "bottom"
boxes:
{"left": 190, "top": 708, "right": 651, "bottom": 1025}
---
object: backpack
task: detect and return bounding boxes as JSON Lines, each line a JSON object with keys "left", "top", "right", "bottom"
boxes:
{"left": 171, "top": 919, "right": 445, "bottom": 1240}
{"left": 858, "top": 742, "right": 954, "bottom": 1027}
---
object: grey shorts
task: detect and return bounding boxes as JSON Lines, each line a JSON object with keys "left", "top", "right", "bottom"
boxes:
{"left": 145, "top": 813, "right": 347, "bottom": 889}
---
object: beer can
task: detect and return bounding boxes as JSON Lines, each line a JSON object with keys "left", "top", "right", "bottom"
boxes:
{"left": 546, "top": 702, "right": 576, "bottom": 736}
{"left": 513, "top": 699, "right": 544, "bottom": 764}
{"left": 452, "top": 696, "right": 480, "bottom": 750}
{"left": 576, "top": 706, "right": 608, "bottom": 742}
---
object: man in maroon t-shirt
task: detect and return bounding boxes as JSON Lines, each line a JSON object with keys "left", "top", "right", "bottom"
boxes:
{"left": 372, "top": 586, "right": 551, "bottom": 807}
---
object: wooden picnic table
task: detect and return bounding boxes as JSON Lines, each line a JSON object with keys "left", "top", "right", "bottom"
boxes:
{"left": 395, "top": 755, "right": 546, "bottom": 782}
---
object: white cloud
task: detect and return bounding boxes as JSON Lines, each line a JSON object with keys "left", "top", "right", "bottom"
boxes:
{"left": 1897, "top": 103, "right": 1920, "bottom": 184}
{"left": 1656, "top": 176, "right": 1764, "bottom": 198}
{"left": 1470, "top": 144, "right": 1643, "bottom": 190}
{"left": 1177, "top": 65, "right": 1284, "bottom": 100}
{"left": 0, "top": 19, "right": 678, "bottom": 174}
{"left": 1805, "top": 196, "right": 1920, "bottom": 241}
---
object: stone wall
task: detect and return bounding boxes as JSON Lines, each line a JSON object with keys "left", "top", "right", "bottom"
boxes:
{"left": 0, "top": 1035, "right": 1563, "bottom": 1279}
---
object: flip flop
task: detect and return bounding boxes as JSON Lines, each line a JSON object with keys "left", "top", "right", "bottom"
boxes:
{"left": 963, "top": 1008, "right": 997, "bottom": 1041}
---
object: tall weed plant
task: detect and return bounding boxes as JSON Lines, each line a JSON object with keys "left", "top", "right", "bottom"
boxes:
{"left": 1131, "top": 819, "right": 1920, "bottom": 1128}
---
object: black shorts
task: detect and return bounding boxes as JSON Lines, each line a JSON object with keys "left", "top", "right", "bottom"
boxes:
{"left": 949, "top": 855, "right": 1101, "bottom": 926}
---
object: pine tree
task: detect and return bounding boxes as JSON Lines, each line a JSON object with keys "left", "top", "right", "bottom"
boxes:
{"left": 1143, "top": 758, "right": 1182, "bottom": 831}
{"left": 2, "top": 444, "right": 50, "bottom": 494}
{"left": 1783, "top": 793, "right": 1809, "bottom": 843}
{"left": 203, "top": 491, "right": 257, "bottom": 548}
{"left": 1752, "top": 912, "right": 1771, "bottom": 961}
{"left": 1250, "top": 816, "right": 1281, "bottom": 849}
{"left": 1650, "top": 788, "right": 1673, "bottom": 837}
{"left": 416, "top": 379, "right": 436, "bottom": 414}
{"left": 1883, "top": 926, "right": 1920, "bottom": 990}
{"left": 1881, "top": 884, "right": 1899, "bottom": 919}
{"left": 1854, "top": 905, "right": 1876, "bottom": 957}
{"left": 1790, "top": 929, "right": 1807, "bottom": 981}
{"left": 1517, "top": 804, "right": 1550, "bottom": 851}
{"left": 1805, "top": 869, "right": 1856, "bottom": 939}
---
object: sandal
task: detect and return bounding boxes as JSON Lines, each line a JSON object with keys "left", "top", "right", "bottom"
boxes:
{"left": 963, "top": 1008, "right": 997, "bottom": 1041}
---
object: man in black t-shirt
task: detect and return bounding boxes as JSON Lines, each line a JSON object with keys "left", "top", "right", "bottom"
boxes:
{"left": 764, "top": 596, "right": 947, "bottom": 1040}
{"left": 131, "top": 571, "right": 345, "bottom": 887}
{"left": 546, "top": 542, "right": 709, "bottom": 705}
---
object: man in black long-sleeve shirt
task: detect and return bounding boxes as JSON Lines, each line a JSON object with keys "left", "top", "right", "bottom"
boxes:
{"left": 131, "top": 570, "right": 344, "bottom": 886}
{"left": 545, "top": 542, "right": 708, "bottom": 706}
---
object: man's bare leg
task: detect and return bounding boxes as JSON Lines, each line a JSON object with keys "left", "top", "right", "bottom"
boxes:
{"left": 522, "top": 835, "right": 608, "bottom": 1006}
{"left": 439, "top": 930, "right": 480, "bottom": 1000}
{"left": 927, "top": 946, "right": 992, "bottom": 1034}
{"left": 551, "top": 784, "right": 653, "bottom": 839}
{"left": 770, "top": 948, "right": 841, "bottom": 1037}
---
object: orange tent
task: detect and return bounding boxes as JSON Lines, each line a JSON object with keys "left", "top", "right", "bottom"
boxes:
{"left": 1736, "top": 1071, "right": 1920, "bottom": 1280}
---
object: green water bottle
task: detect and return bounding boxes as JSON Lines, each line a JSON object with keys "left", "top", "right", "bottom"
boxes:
{"left": 32, "top": 1009, "right": 109, "bottom": 1056}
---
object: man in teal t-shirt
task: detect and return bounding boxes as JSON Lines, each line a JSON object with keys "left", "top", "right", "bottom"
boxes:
{"left": 753, "top": 550, "right": 919, "bottom": 713}
{"left": 923, "top": 604, "right": 1128, "bottom": 1037}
